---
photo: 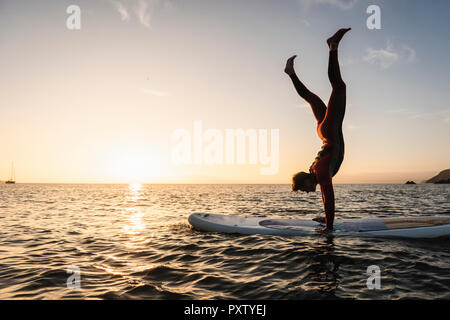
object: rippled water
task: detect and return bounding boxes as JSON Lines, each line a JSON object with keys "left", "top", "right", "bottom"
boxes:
{"left": 0, "top": 183, "right": 449, "bottom": 299}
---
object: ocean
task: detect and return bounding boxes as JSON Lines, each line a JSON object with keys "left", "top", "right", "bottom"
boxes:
{"left": 0, "top": 183, "right": 449, "bottom": 299}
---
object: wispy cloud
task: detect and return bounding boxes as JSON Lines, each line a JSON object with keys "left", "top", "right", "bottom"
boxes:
{"left": 110, "top": 0, "right": 129, "bottom": 21}
{"left": 388, "top": 108, "right": 450, "bottom": 124}
{"left": 363, "top": 41, "right": 416, "bottom": 69}
{"left": 134, "top": 0, "right": 152, "bottom": 28}
{"left": 141, "top": 88, "right": 169, "bottom": 97}
{"left": 299, "top": 19, "right": 311, "bottom": 27}
{"left": 299, "top": 0, "right": 359, "bottom": 10}
{"left": 402, "top": 44, "right": 417, "bottom": 63}
{"left": 109, "top": 0, "right": 173, "bottom": 28}
{"left": 363, "top": 43, "right": 399, "bottom": 69}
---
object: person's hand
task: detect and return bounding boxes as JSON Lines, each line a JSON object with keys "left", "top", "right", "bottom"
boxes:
{"left": 315, "top": 227, "right": 333, "bottom": 235}
{"left": 284, "top": 55, "right": 297, "bottom": 76}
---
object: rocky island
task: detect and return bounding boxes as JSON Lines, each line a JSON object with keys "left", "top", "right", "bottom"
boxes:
{"left": 425, "top": 169, "right": 450, "bottom": 184}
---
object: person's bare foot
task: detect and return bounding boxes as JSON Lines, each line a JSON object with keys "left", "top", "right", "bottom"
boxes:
{"left": 327, "top": 28, "right": 351, "bottom": 50}
{"left": 284, "top": 55, "right": 297, "bottom": 76}
{"left": 315, "top": 227, "right": 333, "bottom": 234}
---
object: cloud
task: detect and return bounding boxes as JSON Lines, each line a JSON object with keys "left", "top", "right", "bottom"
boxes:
{"left": 363, "top": 43, "right": 399, "bottom": 69}
{"left": 401, "top": 44, "right": 417, "bottom": 63}
{"left": 363, "top": 41, "right": 416, "bottom": 69}
{"left": 111, "top": 1, "right": 129, "bottom": 21}
{"left": 364, "top": 47, "right": 398, "bottom": 69}
{"left": 141, "top": 88, "right": 169, "bottom": 97}
{"left": 134, "top": 0, "right": 152, "bottom": 28}
{"left": 109, "top": 0, "right": 174, "bottom": 28}
{"left": 299, "top": 0, "right": 359, "bottom": 10}
{"left": 388, "top": 108, "right": 450, "bottom": 124}
{"left": 299, "top": 19, "right": 311, "bottom": 27}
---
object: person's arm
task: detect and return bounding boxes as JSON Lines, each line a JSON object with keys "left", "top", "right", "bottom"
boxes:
{"left": 317, "top": 177, "right": 335, "bottom": 233}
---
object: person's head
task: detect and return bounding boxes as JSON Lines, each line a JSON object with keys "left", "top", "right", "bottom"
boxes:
{"left": 292, "top": 171, "right": 317, "bottom": 193}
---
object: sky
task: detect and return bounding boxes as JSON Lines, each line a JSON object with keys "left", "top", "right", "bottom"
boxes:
{"left": 0, "top": 0, "right": 449, "bottom": 184}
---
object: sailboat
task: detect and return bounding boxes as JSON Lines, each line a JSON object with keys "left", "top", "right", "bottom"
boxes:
{"left": 5, "top": 162, "right": 15, "bottom": 184}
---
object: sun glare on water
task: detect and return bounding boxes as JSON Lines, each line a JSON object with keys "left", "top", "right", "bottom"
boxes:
{"left": 129, "top": 183, "right": 142, "bottom": 193}
{"left": 123, "top": 183, "right": 146, "bottom": 245}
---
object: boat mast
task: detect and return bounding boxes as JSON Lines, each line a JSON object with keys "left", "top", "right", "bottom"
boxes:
{"left": 11, "top": 162, "right": 15, "bottom": 181}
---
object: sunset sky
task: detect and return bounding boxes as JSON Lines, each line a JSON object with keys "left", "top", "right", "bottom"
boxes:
{"left": 0, "top": 0, "right": 449, "bottom": 183}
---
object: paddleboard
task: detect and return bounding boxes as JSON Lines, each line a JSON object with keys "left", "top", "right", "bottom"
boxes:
{"left": 188, "top": 213, "right": 450, "bottom": 238}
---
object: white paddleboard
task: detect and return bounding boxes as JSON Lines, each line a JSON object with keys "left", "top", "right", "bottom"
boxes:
{"left": 188, "top": 213, "right": 450, "bottom": 239}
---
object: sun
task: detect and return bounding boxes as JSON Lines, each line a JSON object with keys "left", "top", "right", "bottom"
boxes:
{"left": 115, "top": 155, "right": 150, "bottom": 182}
{"left": 106, "top": 146, "right": 167, "bottom": 183}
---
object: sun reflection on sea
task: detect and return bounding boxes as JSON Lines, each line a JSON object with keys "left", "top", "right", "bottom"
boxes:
{"left": 127, "top": 183, "right": 143, "bottom": 202}
{"left": 123, "top": 209, "right": 145, "bottom": 235}
{"left": 122, "top": 184, "right": 147, "bottom": 246}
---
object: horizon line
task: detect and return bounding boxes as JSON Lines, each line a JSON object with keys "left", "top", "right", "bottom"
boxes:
{"left": 0, "top": 181, "right": 433, "bottom": 185}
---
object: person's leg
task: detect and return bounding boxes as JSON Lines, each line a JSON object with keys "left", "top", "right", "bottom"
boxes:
{"left": 289, "top": 73, "right": 327, "bottom": 123}
{"left": 328, "top": 50, "right": 346, "bottom": 91}
{"left": 285, "top": 55, "right": 327, "bottom": 123}
{"left": 320, "top": 29, "right": 349, "bottom": 182}
{"left": 327, "top": 28, "right": 350, "bottom": 89}
{"left": 322, "top": 50, "right": 346, "bottom": 130}
{"left": 322, "top": 29, "right": 350, "bottom": 133}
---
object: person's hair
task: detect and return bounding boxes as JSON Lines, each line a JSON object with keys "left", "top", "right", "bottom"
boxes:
{"left": 292, "top": 171, "right": 311, "bottom": 192}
